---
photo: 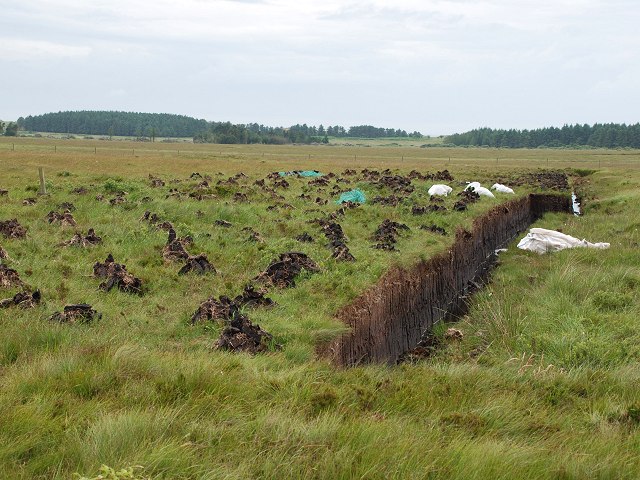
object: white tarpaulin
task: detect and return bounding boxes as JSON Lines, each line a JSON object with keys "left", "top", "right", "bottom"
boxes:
{"left": 428, "top": 184, "right": 453, "bottom": 196}
{"left": 517, "top": 228, "right": 610, "bottom": 254}
{"left": 491, "top": 183, "right": 515, "bottom": 194}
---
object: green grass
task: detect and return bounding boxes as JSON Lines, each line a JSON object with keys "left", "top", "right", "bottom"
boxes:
{"left": 1, "top": 141, "right": 639, "bottom": 479}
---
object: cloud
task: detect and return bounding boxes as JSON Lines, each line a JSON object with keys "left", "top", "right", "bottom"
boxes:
{"left": 0, "top": 0, "right": 638, "bottom": 132}
{"left": 0, "top": 38, "right": 91, "bottom": 61}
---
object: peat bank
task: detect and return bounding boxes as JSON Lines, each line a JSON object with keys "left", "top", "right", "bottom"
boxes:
{"left": 320, "top": 193, "right": 572, "bottom": 366}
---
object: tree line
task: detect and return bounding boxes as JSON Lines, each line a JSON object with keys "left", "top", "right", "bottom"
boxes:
{"left": 193, "top": 123, "right": 326, "bottom": 145}
{"left": 0, "top": 121, "right": 18, "bottom": 136}
{"left": 194, "top": 122, "right": 422, "bottom": 144}
{"left": 19, "top": 111, "right": 209, "bottom": 139}
{"left": 444, "top": 124, "right": 640, "bottom": 149}
{"left": 17, "top": 111, "right": 422, "bottom": 143}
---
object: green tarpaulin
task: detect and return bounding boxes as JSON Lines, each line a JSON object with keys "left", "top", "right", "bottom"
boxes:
{"left": 336, "top": 189, "right": 366, "bottom": 204}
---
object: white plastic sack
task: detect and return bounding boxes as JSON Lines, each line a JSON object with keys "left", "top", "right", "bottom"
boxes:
{"left": 491, "top": 183, "right": 515, "bottom": 194}
{"left": 517, "top": 228, "right": 610, "bottom": 254}
{"left": 474, "top": 186, "right": 495, "bottom": 198}
{"left": 464, "top": 182, "right": 495, "bottom": 197}
{"left": 428, "top": 184, "right": 453, "bottom": 196}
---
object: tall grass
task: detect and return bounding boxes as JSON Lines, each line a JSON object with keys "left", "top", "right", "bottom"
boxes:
{"left": 1, "top": 143, "right": 639, "bottom": 478}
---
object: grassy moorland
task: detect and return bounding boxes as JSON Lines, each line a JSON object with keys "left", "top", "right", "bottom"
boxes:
{"left": 0, "top": 139, "right": 639, "bottom": 479}
{"left": 2, "top": 136, "right": 639, "bottom": 170}
{"left": 12, "top": 133, "right": 436, "bottom": 147}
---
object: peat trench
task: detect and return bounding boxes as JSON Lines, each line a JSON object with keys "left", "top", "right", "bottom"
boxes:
{"left": 319, "top": 193, "right": 572, "bottom": 367}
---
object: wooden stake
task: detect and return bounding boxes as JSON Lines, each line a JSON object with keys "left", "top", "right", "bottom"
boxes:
{"left": 38, "top": 167, "right": 47, "bottom": 196}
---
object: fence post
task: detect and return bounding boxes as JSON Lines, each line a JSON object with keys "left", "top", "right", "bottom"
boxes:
{"left": 38, "top": 167, "right": 47, "bottom": 195}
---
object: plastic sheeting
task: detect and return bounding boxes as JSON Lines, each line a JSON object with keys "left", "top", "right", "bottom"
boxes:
{"left": 428, "top": 184, "right": 453, "bottom": 196}
{"left": 336, "top": 189, "right": 366, "bottom": 204}
{"left": 491, "top": 183, "right": 515, "bottom": 194}
{"left": 278, "top": 170, "right": 323, "bottom": 177}
{"left": 517, "top": 228, "right": 610, "bottom": 254}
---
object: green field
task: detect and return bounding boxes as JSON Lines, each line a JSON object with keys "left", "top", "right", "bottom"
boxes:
{"left": 1, "top": 138, "right": 639, "bottom": 479}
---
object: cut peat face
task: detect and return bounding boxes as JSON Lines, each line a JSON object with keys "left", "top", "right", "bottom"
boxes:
{"left": 318, "top": 194, "right": 572, "bottom": 366}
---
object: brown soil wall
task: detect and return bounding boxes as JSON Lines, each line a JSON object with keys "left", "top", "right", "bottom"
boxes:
{"left": 319, "top": 193, "right": 571, "bottom": 366}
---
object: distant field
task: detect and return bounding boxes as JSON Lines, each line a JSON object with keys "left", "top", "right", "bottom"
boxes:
{"left": 15, "top": 131, "right": 195, "bottom": 143}
{"left": 2, "top": 136, "right": 639, "bottom": 171}
{"left": 326, "top": 136, "right": 444, "bottom": 147}
{"left": 1, "top": 138, "right": 639, "bottom": 479}
{"left": 13, "top": 132, "right": 441, "bottom": 147}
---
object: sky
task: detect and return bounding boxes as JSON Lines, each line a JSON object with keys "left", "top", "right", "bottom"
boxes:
{"left": 1, "top": 0, "right": 638, "bottom": 135}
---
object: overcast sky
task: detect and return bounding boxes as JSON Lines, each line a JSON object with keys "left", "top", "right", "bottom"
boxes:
{"left": 1, "top": 0, "right": 638, "bottom": 135}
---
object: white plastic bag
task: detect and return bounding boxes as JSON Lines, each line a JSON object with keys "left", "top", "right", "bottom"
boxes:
{"left": 473, "top": 186, "right": 495, "bottom": 198}
{"left": 428, "top": 184, "right": 453, "bottom": 196}
{"left": 517, "top": 228, "right": 610, "bottom": 254}
{"left": 491, "top": 183, "right": 515, "bottom": 194}
{"left": 464, "top": 182, "right": 495, "bottom": 198}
